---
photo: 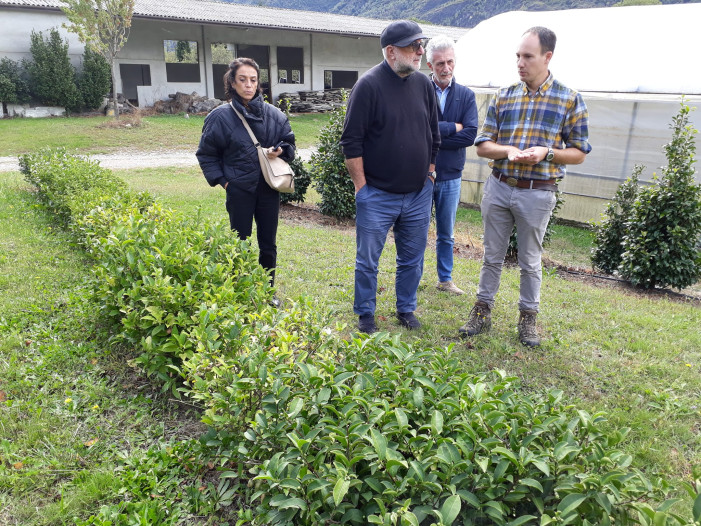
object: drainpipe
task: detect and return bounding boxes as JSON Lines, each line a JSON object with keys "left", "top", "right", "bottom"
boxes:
{"left": 309, "top": 33, "right": 313, "bottom": 90}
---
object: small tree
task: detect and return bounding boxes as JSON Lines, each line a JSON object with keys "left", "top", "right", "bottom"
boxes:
{"left": 591, "top": 166, "right": 642, "bottom": 274}
{"left": 618, "top": 102, "right": 701, "bottom": 289}
{"left": 62, "top": 0, "right": 135, "bottom": 118}
{"left": 0, "top": 57, "right": 31, "bottom": 114}
{"left": 78, "top": 47, "right": 112, "bottom": 110}
{"left": 310, "top": 97, "right": 356, "bottom": 219}
{"left": 25, "top": 29, "right": 82, "bottom": 112}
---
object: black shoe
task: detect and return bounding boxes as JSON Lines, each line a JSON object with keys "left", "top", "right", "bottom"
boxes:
{"left": 358, "top": 314, "right": 377, "bottom": 334}
{"left": 397, "top": 311, "right": 421, "bottom": 330}
{"left": 269, "top": 295, "right": 281, "bottom": 308}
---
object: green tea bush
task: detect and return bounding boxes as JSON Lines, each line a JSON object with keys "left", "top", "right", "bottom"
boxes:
{"left": 189, "top": 333, "right": 698, "bottom": 526}
{"left": 591, "top": 167, "right": 642, "bottom": 274}
{"left": 310, "top": 99, "right": 356, "bottom": 219}
{"left": 618, "top": 103, "right": 701, "bottom": 289}
{"left": 20, "top": 147, "right": 127, "bottom": 226}
{"left": 22, "top": 148, "right": 700, "bottom": 526}
{"left": 25, "top": 28, "right": 82, "bottom": 112}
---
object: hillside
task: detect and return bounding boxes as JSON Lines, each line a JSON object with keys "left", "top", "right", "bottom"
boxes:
{"left": 220, "top": 0, "right": 697, "bottom": 27}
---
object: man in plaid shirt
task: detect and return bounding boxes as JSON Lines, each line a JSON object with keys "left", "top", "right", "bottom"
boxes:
{"left": 459, "top": 26, "right": 591, "bottom": 347}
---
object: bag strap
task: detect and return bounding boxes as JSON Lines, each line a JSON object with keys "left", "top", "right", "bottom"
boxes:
{"left": 229, "top": 101, "right": 261, "bottom": 147}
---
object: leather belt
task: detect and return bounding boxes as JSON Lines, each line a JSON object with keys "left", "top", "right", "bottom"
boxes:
{"left": 492, "top": 170, "right": 557, "bottom": 191}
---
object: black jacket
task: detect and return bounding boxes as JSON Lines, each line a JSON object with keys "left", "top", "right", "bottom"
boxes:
{"left": 196, "top": 94, "right": 296, "bottom": 193}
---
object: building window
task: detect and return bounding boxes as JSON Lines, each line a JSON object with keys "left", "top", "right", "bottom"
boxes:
{"left": 211, "top": 43, "right": 235, "bottom": 65}
{"left": 324, "top": 70, "right": 358, "bottom": 89}
{"left": 277, "top": 46, "right": 303, "bottom": 84}
{"left": 164, "top": 40, "right": 200, "bottom": 82}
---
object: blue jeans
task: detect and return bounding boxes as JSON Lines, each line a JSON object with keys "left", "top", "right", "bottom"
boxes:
{"left": 432, "top": 177, "right": 462, "bottom": 282}
{"left": 354, "top": 181, "right": 433, "bottom": 316}
{"left": 476, "top": 176, "right": 557, "bottom": 312}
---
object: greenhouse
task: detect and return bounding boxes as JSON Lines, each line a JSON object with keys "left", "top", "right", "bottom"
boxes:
{"left": 454, "top": 3, "right": 701, "bottom": 223}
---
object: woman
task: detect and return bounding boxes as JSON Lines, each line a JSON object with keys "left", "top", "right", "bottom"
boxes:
{"left": 197, "top": 58, "right": 296, "bottom": 292}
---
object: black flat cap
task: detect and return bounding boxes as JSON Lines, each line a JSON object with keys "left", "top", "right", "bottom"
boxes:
{"left": 380, "top": 20, "right": 426, "bottom": 48}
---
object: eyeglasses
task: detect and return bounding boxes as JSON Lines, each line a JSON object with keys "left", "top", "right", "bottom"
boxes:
{"left": 402, "top": 39, "right": 428, "bottom": 52}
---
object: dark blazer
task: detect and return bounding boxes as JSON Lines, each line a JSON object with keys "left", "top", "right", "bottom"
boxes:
{"left": 196, "top": 94, "right": 295, "bottom": 193}
{"left": 434, "top": 79, "right": 478, "bottom": 181}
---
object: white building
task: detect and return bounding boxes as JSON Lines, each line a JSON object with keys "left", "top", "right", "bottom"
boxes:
{"left": 454, "top": 4, "right": 701, "bottom": 223}
{"left": 0, "top": 0, "right": 467, "bottom": 107}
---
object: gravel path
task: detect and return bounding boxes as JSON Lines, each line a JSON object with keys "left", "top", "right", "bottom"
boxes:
{"left": 0, "top": 148, "right": 316, "bottom": 172}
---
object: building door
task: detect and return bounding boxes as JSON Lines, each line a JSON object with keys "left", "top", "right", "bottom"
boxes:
{"left": 119, "top": 64, "right": 152, "bottom": 106}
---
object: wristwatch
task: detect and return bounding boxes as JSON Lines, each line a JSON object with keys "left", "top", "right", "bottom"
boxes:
{"left": 428, "top": 170, "right": 437, "bottom": 179}
{"left": 545, "top": 148, "right": 555, "bottom": 162}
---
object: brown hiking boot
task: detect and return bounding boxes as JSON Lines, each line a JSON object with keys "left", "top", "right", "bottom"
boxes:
{"left": 518, "top": 309, "right": 541, "bottom": 347}
{"left": 437, "top": 281, "right": 466, "bottom": 295}
{"left": 459, "top": 301, "right": 491, "bottom": 337}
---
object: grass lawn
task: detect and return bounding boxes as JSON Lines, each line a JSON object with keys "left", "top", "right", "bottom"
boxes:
{"left": 1, "top": 114, "right": 699, "bottom": 523}
{"left": 0, "top": 112, "right": 329, "bottom": 156}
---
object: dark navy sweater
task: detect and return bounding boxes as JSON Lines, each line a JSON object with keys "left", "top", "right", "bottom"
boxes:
{"left": 433, "top": 78, "right": 478, "bottom": 181}
{"left": 340, "top": 61, "right": 440, "bottom": 194}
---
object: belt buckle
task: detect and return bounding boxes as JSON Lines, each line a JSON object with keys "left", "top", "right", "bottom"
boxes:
{"left": 506, "top": 177, "right": 518, "bottom": 187}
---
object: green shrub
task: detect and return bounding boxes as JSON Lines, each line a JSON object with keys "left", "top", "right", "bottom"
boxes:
{"left": 189, "top": 334, "right": 698, "bottom": 526}
{"left": 310, "top": 97, "right": 356, "bottom": 219}
{"left": 280, "top": 157, "right": 312, "bottom": 205}
{"left": 25, "top": 28, "right": 82, "bottom": 112}
{"left": 0, "top": 57, "right": 30, "bottom": 104}
{"left": 591, "top": 167, "right": 642, "bottom": 274}
{"left": 618, "top": 102, "right": 701, "bottom": 289}
{"left": 78, "top": 47, "right": 111, "bottom": 110}
{"left": 22, "top": 147, "right": 701, "bottom": 526}
{"left": 20, "top": 147, "right": 126, "bottom": 225}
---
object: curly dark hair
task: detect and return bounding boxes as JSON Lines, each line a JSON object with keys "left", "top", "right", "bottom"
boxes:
{"left": 223, "top": 57, "right": 261, "bottom": 101}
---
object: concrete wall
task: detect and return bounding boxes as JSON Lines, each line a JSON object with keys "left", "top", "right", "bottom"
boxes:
{"left": 461, "top": 88, "right": 701, "bottom": 224}
{"left": 0, "top": 8, "right": 84, "bottom": 66}
{"left": 1, "top": 8, "right": 431, "bottom": 108}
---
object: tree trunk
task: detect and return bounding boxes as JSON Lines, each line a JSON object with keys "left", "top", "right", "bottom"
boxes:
{"left": 111, "top": 60, "right": 119, "bottom": 119}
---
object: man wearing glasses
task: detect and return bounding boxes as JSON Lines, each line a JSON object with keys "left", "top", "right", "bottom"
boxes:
{"left": 341, "top": 20, "right": 440, "bottom": 334}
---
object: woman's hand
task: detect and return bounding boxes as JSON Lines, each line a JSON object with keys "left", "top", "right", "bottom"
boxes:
{"left": 266, "top": 145, "right": 283, "bottom": 159}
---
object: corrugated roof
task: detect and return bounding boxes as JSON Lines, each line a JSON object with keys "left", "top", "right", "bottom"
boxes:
{"left": 1, "top": 0, "right": 469, "bottom": 40}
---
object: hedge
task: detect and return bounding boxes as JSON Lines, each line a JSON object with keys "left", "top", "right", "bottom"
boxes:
{"left": 21, "top": 148, "right": 700, "bottom": 526}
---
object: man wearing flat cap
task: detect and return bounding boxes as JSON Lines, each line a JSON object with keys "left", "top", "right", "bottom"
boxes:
{"left": 341, "top": 19, "right": 440, "bottom": 334}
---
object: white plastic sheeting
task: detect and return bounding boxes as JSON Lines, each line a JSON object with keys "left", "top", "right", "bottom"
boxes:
{"left": 453, "top": 5, "right": 701, "bottom": 223}
{"left": 454, "top": 4, "right": 701, "bottom": 94}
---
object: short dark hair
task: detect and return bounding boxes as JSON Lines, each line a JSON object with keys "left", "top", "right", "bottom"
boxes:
{"left": 224, "top": 57, "right": 261, "bottom": 101}
{"left": 524, "top": 26, "right": 557, "bottom": 54}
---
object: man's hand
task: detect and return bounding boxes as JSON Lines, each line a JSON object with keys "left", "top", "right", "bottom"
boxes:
{"left": 455, "top": 122, "right": 463, "bottom": 133}
{"left": 508, "top": 146, "right": 548, "bottom": 165}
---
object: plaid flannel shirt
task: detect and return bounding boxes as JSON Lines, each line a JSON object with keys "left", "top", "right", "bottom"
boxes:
{"left": 475, "top": 73, "right": 592, "bottom": 180}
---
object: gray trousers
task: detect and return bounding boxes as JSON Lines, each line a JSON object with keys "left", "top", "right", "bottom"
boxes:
{"left": 476, "top": 175, "right": 557, "bottom": 312}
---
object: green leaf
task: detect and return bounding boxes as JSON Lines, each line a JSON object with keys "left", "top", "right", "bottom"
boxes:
{"left": 287, "top": 397, "right": 304, "bottom": 418}
{"left": 401, "top": 512, "right": 420, "bottom": 526}
{"left": 557, "top": 493, "right": 587, "bottom": 516}
{"left": 274, "top": 497, "right": 307, "bottom": 510}
{"left": 519, "top": 478, "right": 543, "bottom": 493}
{"left": 440, "top": 494, "right": 461, "bottom": 525}
{"left": 395, "top": 407, "right": 408, "bottom": 429}
{"left": 693, "top": 492, "right": 701, "bottom": 522}
{"left": 457, "top": 490, "right": 481, "bottom": 509}
{"left": 431, "top": 410, "right": 444, "bottom": 435}
{"left": 370, "top": 428, "right": 387, "bottom": 460}
{"left": 333, "top": 478, "right": 350, "bottom": 506}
